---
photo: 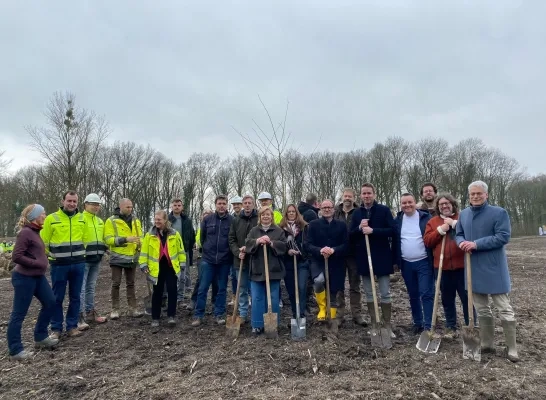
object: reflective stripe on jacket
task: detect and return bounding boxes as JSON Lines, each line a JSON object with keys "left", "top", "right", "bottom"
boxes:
{"left": 40, "top": 208, "right": 86, "bottom": 265}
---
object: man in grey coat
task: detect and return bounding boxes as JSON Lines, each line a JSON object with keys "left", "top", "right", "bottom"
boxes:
{"left": 456, "top": 180, "right": 518, "bottom": 362}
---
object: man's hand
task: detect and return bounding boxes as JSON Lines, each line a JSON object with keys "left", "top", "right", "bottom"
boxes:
{"left": 127, "top": 236, "right": 140, "bottom": 244}
{"left": 141, "top": 267, "right": 149, "bottom": 274}
{"left": 459, "top": 241, "right": 477, "bottom": 253}
{"left": 238, "top": 251, "right": 245, "bottom": 260}
{"left": 360, "top": 219, "right": 369, "bottom": 229}
{"left": 444, "top": 218, "right": 455, "bottom": 227}
{"left": 440, "top": 223, "right": 450, "bottom": 233}
{"left": 362, "top": 226, "right": 373, "bottom": 235}
{"left": 239, "top": 246, "right": 246, "bottom": 253}
{"left": 288, "top": 249, "right": 300, "bottom": 256}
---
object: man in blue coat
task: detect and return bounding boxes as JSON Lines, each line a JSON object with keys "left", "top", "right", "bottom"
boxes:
{"left": 192, "top": 195, "right": 234, "bottom": 327}
{"left": 394, "top": 193, "right": 434, "bottom": 335}
{"left": 456, "top": 180, "right": 518, "bottom": 362}
{"left": 306, "top": 199, "right": 348, "bottom": 321}
{"left": 350, "top": 183, "right": 396, "bottom": 337}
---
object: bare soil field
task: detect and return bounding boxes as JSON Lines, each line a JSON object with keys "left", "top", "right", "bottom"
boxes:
{"left": 0, "top": 237, "right": 545, "bottom": 399}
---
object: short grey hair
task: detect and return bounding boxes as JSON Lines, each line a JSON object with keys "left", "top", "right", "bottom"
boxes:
{"left": 468, "top": 180, "right": 488, "bottom": 193}
{"left": 242, "top": 194, "right": 254, "bottom": 203}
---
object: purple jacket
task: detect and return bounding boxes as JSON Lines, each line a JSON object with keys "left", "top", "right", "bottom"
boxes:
{"left": 12, "top": 224, "right": 49, "bottom": 276}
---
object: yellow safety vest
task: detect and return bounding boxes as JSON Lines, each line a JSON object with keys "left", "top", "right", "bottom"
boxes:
{"left": 82, "top": 210, "right": 107, "bottom": 261}
{"left": 104, "top": 214, "right": 142, "bottom": 266}
{"left": 40, "top": 208, "right": 86, "bottom": 265}
{"left": 139, "top": 228, "right": 186, "bottom": 283}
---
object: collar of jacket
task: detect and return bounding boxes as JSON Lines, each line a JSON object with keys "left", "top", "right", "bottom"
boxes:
{"left": 239, "top": 209, "right": 257, "bottom": 220}
{"left": 168, "top": 211, "right": 187, "bottom": 221}
{"left": 60, "top": 207, "right": 78, "bottom": 217}
{"left": 471, "top": 201, "right": 489, "bottom": 212}
{"left": 149, "top": 226, "right": 176, "bottom": 236}
{"left": 299, "top": 201, "right": 319, "bottom": 214}
{"left": 336, "top": 202, "right": 358, "bottom": 212}
{"left": 215, "top": 211, "right": 229, "bottom": 220}
{"left": 397, "top": 209, "right": 428, "bottom": 220}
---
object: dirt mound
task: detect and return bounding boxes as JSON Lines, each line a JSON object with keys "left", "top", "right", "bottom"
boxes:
{"left": 0, "top": 237, "right": 544, "bottom": 399}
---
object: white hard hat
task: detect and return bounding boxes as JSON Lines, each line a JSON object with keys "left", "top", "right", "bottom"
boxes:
{"left": 230, "top": 196, "right": 243, "bottom": 204}
{"left": 84, "top": 193, "right": 102, "bottom": 203}
{"left": 258, "top": 192, "right": 272, "bottom": 200}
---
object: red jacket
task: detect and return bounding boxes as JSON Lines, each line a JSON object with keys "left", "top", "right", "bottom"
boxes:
{"left": 423, "top": 214, "right": 464, "bottom": 270}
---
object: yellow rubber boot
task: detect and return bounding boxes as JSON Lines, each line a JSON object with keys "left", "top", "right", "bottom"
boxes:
{"left": 315, "top": 290, "right": 327, "bottom": 321}
{"left": 330, "top": 307, "right": 337, "bottom": 319}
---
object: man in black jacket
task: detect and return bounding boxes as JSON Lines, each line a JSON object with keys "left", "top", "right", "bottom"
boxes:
{"left": 228, "top": 195, "right": 258, "bottom": 322}
{"left": 168, "top": 199, "right": 196, "bottom": 304}
{"left": 298, "top": 193, "right": 320, "bottom": 223}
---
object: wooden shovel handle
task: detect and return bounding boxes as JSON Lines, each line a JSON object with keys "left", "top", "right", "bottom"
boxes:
{"left": 430, "top": 236, "right": 446, "bottom": 330}
{"left": 365, "top": 235, "right": 381, "bottom": 324}
{"left": 231, "top": 258, "right": 244, "bottom": 321}
{"left": 263, "top": 245, "right": 273, "bottom": 313}
{"left": 293, "top": 255, "right": 300, "bottom": 320}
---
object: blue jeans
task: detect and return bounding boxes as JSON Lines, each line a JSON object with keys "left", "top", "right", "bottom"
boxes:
{"left": 230, "top": 265, "right": 238, "bottom": 297}
{"left": 237, "top": 266, "right": 251, "bottom": 318}
{"left": 176, "top": 252, "right": 192, "bottom": 301}
{"left": 284, "top": 261, "right": 309, "bottom": 318}
{"left": 250, "top": 280, "right": 281, "bottom": 328}
{"left": 401, "top": 258, "right": 434, "bottom": 330}
{"left": 437, "top": 268, "right": 477, "bottom": 329}
{"left": 50, "top": 263, "right": 85, "bottom": 332}
{"left": 194, "top": 261, "right": 230, "bottom": 318}
{"left": 7, "top": 272, "right": 56, "bottom": 355}
{"left": 80, "top": 262, "right": 100, "bottom": 313}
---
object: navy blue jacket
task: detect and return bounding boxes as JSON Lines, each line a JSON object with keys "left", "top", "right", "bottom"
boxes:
{"left": 393, "top": 210, "right": 433, "bottom": 267}
{"left": 200, "top": 212, "right": 234, "bottom": 265}
{"left": 350, "top": 202, "right": 396, "bottom": 277}
{"left": 305, "top": 217, "right": 348, "bottom": 292}
{"left": 298, "top": 202, "right": 319, "bottom": 223}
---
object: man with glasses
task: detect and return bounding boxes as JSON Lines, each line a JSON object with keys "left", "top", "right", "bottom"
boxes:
{"left": 78, "top": 194, "right": 108, "bottom": 330}
{"left": 306, "top": 199, "right": 348, "bottom": 322}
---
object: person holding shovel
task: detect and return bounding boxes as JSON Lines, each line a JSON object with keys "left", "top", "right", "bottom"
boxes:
{"left": 279, "top": 204, "right": 310, "bottom": 325}
{"left": 456, "top": 180, "right": 519, "bottom": 362}
{"left": 350, "top": 183, "right": 396, "bottom": 337}
{"left": 306, "top": 199, "right": 348, "bottom": 322}
{"left": 245, "top": 207, "right": 287, "bottom": 335}
{"left": 423, "top": 193, "right": 476, "bottom": 339}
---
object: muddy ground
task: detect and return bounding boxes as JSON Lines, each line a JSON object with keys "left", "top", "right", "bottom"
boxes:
{"left": 0, "top": 236, "right": 545, "bottom": 399}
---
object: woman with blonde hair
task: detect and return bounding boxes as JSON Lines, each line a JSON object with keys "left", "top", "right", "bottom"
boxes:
{"left": 7, "top": 204, "right": 59, "bottom": 361}
{"left": 245, "top": 207, "right": 287, "bottom": 335}
{"left": 279, "top": 204, "right": 310, "bottom": 322}
{"left": 139, "top": 210, "right": 186, "bottom": 329}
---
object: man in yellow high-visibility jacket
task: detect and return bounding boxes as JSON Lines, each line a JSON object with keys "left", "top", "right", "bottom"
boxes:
{"left": 40, "top": 190, "right": 86, "bottom": 339}
{"left": 104, "top": 198, "right": 143, "bottom": 319}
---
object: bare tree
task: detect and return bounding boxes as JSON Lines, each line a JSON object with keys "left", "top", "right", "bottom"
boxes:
{"left": 26, "top": 92, "right": 109, "bottom": 191}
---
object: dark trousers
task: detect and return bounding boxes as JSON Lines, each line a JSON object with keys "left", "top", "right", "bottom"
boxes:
{"left": 151, "top": 262, "right": 178, "bottom": 319}
{"left": 437, "top": 268, "right": 477, "bottom": 329}
{"left": 191, "top": 258, "right": 218, "bottom": 304}
{"left": 401, "top": 258, "right": 434, "bottom": 330}
{"left": 336, "top": 256, "right": 361, "bottom": 315}
{"left": 7, "top": 272, "right": 56, "bottom": 355}
{"left": 195, "top": 261, "right": 230, "bottom": 318}
{"left": 51, "top": 263, "right": 85, "bottom": 332}
{"left": 111, "top": 266, "right": 137, "bottom": 309}
{"left": 284, "top": 261, "right": 309, "bottom": 318}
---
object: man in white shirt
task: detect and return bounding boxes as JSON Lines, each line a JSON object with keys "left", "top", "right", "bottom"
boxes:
{"left": 394, "top": 193, "right": 434, "bottom": 335}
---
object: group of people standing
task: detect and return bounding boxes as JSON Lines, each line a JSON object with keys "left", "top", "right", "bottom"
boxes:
{"left": 6, "top": 180, "right": 519, "bottom": 363}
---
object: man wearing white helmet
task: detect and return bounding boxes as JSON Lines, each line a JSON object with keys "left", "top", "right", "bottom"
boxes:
{"left": 78, "top": 194, "right": 108, "bottom": 330}
{"left": 230, "top": 196, "right": 243, "bottom": 216}
{"left": 257, "top": 192, "right": 282, "bottom": 224}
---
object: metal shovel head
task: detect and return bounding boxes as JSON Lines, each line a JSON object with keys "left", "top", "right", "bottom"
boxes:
{"left": 416, "top": 331, "right": 440, "bottom": 353}
{"left": 291, "top": 317, "right": 306, "bottom": 340}
{"left": 371, "top": 327, "right": 392, "bottom": 349}
{"left": 225, "top": 315, "right": 242, "bottom": 339}
{"left": 462, "top": 327, "right": 481, "bottom": 362}
{"left": 264, "top": 312, "right": 278, "bottom": 339}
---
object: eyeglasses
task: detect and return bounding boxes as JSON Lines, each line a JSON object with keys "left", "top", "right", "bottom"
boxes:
{"left": 321, "top": 206, "right": 333, "bottom": 210}
{"left": 438, "top": 202, "right": 451, "bottom": 207}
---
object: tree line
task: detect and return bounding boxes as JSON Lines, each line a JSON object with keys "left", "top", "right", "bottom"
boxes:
{"left": 0, "top": 92, "right": 544, "bottom": 236}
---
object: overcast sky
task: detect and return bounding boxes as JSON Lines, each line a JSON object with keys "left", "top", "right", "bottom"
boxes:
{"left": 1, "top": 1, "right": 544, "bottom": 175}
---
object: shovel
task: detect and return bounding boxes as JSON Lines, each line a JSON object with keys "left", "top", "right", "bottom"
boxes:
{"left": 366, "top": 235, "right": 392, "bottom": 349}
{"left": 263, "top": 245, "right": 278, "bottom": 339}
{"left": 417, "top": 236, "right": 446, "bottom": 353}
{"left": 324, "top": 257, "right": 339, "bottom": 333}
{"left": 226, "top": 259, "right": 244, "bottom": 338}
{"left": 291, "top": 254, "right": 306, "bottom": 340}
{"left": 462, "top": 252, "right": 481, "bottom": 361}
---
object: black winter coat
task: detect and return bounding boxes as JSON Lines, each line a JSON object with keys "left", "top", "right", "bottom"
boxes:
{"left": 349, "top": 202, "right": 395, "bottom": 277}
{"left": 298, "top": 202, "right": 319, "bottom": 223}
{"left": 245, "top": 225, "right": 287, "bottom": 282}
{"left": 228, "top": 209, "right": 259, "bottom": 268}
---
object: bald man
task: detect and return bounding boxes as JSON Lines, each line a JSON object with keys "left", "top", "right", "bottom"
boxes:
{"left": 104, "top": 198, "right": 144, "bottom": 319}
